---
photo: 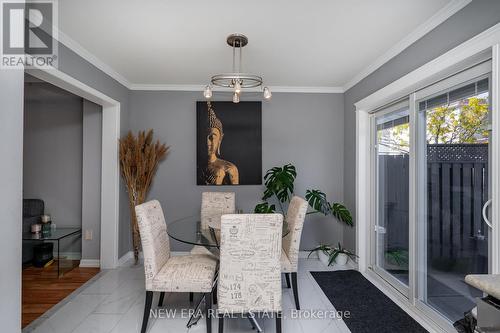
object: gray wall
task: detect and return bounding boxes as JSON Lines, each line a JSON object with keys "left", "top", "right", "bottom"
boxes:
{"left": 23, "top": 83, "right": 83, "bottom": 231}
{"left": 57, "top": 42, "right": 132, "bottom": 257}
{"left": 342, "top": 0, "right": 500, "bottom": 251}
{"left": 0, "top": 71, "right": 24, "bottom": 332}
{"left": 82, "top": 100, "right": 102, "bottom": 260}
{"left": 130, "top": 91, "right": 345, "bottom": 251}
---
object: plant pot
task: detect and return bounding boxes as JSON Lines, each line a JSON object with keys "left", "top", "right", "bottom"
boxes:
{"left": 335, "top": 253, "right": 349, "bottom": 266}
{"left": 318, "top": 251, "right": 330, "bottom": 266}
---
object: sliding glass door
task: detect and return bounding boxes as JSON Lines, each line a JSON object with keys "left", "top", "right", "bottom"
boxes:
{"left": 372, "top": 102, "right": 410, "bottom": 296}
{"left": 370, "top": 60, "right": 493, "bottom": 325}
{"left": 416, "top": 75, "right": 491, "bottom": 322}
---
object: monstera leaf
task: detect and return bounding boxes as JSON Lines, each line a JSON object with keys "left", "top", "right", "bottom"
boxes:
{"left": 262, "top": 164, "right": 297, "bottom": 203}
{"left": 254, "top": 202, "right": 276, "bottom": 214}
{"left": 305, "top": 189, "right": 331, "bottom": 215}
{"left": 330, "top": 203, "right": 353, "bottom": 226}
{"left": 306, "top": 189, "right": 353, "bottom": 226}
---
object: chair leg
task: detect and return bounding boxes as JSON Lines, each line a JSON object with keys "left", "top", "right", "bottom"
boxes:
{"left": 189, "top": 292, "right": 194, "bottom": 303}
{"left": 276, "top": 312, "right": 282, "bottom": 333}
{"left": 218, "top": 316, "right": 224, "bottom": 333}
{"left": 141, "top": 291, "right": 153, "bottom": 333}
{"left": 291, "top": 272, "right": 300, "bottom": 310}
{"left": 212, "top": 285, "right": 218, "bottom": 305}
{"left": 158, "top": 292, "right": 165, "bottom": 307}
{"left": 284, "top": 273, "right": 291, "bottom": 288}
{"left": 205, "top": 292, "right": 212, "bottom": 333}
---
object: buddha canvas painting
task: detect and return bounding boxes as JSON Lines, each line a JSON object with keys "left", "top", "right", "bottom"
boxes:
{"left": 196, "top": 101, "right": 262, "bottom": 185}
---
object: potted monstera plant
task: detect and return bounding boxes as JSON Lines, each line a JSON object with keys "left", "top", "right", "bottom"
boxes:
{"left": 254, "top": 163, "right": 354, "bottom": 261}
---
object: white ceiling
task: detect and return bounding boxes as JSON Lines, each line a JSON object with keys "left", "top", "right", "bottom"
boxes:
{"left": 58, "top": 0, "right": 461, "bottom": 90}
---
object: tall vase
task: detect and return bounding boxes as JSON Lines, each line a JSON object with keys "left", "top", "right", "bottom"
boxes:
{"left": 127, "top": 193, "right": 141, "bottom": 264}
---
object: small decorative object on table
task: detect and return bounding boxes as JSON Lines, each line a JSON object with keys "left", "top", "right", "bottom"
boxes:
{"left": 41, "top": 214, "right": 52, "bottom": 235}
{"left": 31, "top": 223, "right": 41, "bottom": 234}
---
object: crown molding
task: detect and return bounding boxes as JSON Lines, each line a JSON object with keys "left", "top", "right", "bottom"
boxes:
{"left": 56, "top": 31, "right": 343, "bottom": 94}
{"left": 270, "top": 86, "right": 344, "bottom": 93}
{"left": 342, "top": 0, "right": 472, "bottom": 92}
{"left": 129, "top": 84, "right": 205, "bottom": 91}
{"left": 57, "top": 30, "right": 133, "bottom": 89}
{"left": 55, "top": 0, "right": 470, "bottom": 95}
{"left": 129, "top": 84, "right": 344, "bottom": 93}
{"left": 354, "top": 22, "right": 500, "bottom": 111}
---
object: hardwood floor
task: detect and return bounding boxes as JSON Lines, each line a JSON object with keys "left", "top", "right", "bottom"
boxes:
{"left": 22, "top": 261, "right": 100, "bottom": 328}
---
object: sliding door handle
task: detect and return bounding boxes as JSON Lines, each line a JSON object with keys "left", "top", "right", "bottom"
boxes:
{"left": 482, "top": 199, "right": 492, "bottom": 229}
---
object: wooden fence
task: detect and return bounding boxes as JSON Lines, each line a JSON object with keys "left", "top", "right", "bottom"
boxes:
{"left": 381, "top": 144, "right": 489, "bottom": 273}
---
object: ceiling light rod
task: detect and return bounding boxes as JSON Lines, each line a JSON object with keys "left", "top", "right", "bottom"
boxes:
{"left": 204, "top": 33, "right": 271, "bottom": 103}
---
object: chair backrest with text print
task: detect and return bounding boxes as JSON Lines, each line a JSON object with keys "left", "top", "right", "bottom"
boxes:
{"left": 135, "top": 200, "right": 171, "bottom": 290}
{"left": 201, "top": 192, "right": 236, "bottom": 229}
{"left": 282, "top": 196, "right": 308, "bottom": 272}
{"left": 218, "top": 213, "right": 283, "bottom": 314}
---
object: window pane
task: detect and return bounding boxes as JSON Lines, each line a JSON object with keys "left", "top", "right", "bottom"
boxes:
{"left": 375, "top": 108, "right": 410, "bottom": 286}
{"left": 420, "top": 78, "right": 489, "bottom": 322}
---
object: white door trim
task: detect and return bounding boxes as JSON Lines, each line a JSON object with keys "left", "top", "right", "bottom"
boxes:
{"left": 356, "top": 22, "right": 500, "bottom": 333}
{"left": 26, "top": 67, "right": 121, "bottom": 269}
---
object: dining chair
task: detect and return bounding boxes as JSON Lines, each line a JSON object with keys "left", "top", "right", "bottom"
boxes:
{"left": 217, "top": 213, "right": 283, "bottom": 333}
{"left": 135, "top": 200, "right": 218, "bottom": 333}
{"left": 281, "top": 196, "right": 308, "bottom": 310}
{"left": 189, "top": 192, "right": 235, "bottom": 305}
{"left": 190, "top": 191, "right": 235, "bottom": 256}
{"left": 201, "top": 191, "right": 236, "bottom": 229}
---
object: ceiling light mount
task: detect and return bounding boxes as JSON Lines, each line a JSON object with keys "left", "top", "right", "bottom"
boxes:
{"left": 226, "top": 33, "right": 248, "bottom": 48}
{"left": 204, "top": 33, "right": 271, "bottom": 103}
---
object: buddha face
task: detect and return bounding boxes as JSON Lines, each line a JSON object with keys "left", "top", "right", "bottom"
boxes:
{"left": 207, "top": 127, "right": 222, "bottom": 156}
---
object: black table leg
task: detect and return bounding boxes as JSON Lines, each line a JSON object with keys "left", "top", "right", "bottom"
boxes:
{"left": 187, "top": 294, "right": 205, "bottom": 328}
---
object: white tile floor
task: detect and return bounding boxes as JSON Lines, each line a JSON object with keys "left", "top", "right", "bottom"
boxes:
{"left": 24, "top": 258, "right": 355, "bottom": 333}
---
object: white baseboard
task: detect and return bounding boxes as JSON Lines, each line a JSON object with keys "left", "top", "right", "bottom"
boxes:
{"left": 56, "top": 252, "right": 81, "bottom": 260}
{"left": 117, "top": 251, "right": 137, "bottom": 266}
{"left": 79, "top": 259, "right": 100, "bottom": 268}
{"left": 299, "top": 250, "right": 315, "bottom": 259}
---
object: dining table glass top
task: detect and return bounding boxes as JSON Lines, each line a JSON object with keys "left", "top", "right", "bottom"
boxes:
{"left": 167, "top": 215, "right": 289, "bottom": 248}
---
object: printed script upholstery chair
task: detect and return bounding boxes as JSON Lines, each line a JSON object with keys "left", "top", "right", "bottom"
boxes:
{"left": 201, "top": 191, "right": 236, "bottom": 229}
{"left": 217, "top": 214, "right": 283, "bottom": 333}
{"left": 281, "top": 196, "right": 308, "bottom": 310}
{"left": 135, "top": 200, "right": 218, "bottom": 333}
{"left": 190, "top": 191, "right": 235, "bottom": 256}
{"left": 190, "top": 192, "right": 235, "bottom": 304}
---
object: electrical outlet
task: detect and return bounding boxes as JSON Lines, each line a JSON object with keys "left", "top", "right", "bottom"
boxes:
{"left": 84, "top": 229, "right": 93, "bottom": 240}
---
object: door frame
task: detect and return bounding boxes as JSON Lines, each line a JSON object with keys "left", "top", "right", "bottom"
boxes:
{"left": 25, "top": 67, "right": 121, "bottom": 269}
{"left": 368, "top": 105, "right": 411, "bottom": 299}
{"left": 355, "top": 23, "right": 500, "bottom": 332}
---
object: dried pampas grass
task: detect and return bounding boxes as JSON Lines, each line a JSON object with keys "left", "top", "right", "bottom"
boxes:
{"left": 119, "top": 129, "right": 169, "bottom": 264}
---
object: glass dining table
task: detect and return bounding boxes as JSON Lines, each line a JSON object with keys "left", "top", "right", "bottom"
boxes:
{"left": 167, "top": 215, "right": 289, "bottom": 248}
{"left": 166, "top": 215, "right": 289, "bottom": 331}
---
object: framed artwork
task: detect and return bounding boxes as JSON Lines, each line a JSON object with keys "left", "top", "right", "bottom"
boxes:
{"left": 196, "top": 101, "right": 262, "bottom": 185}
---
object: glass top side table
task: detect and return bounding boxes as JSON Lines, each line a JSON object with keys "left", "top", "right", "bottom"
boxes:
{"left": 23, "top": 227, "right": 82, "bottom": 277}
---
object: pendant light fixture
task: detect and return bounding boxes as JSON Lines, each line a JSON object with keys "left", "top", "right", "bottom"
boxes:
{"left": 204, "top": 33, "right": 271, "bottom": 103}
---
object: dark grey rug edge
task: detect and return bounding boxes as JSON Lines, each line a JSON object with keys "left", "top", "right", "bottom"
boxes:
{"left": 310, "top": 270, "right": 428, "bottom": 333}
